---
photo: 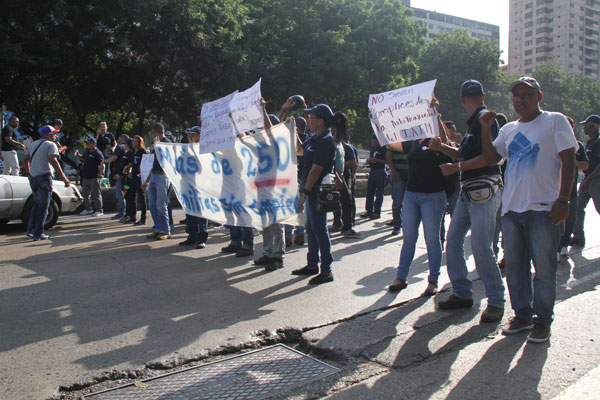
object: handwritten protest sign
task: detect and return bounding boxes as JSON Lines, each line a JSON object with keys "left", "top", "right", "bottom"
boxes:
{"left": 155, "top": 119, "right": 301, "bottom": 229}
{"left": 200, "top": 91, "right": 238, "bottom": 154}
{"left": 140, "top": 153, "right": 154, "bottom": 184}
{"left": 230, "top": 79, "right": 263, "bottom": 134}
{"left": 368, "top": 80, "right": 439, "bottom": 147}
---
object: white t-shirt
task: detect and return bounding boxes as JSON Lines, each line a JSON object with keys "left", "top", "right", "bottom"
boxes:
{"left": 26, "top": 139, "right": 59, "bottom": 177}
{"left": 493, "top": 111, "right": 577, "bottom": 215}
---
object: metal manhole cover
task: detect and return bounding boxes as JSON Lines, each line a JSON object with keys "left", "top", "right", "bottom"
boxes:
{"left": 82, "top": 344, "right": 340, "bottom": 399}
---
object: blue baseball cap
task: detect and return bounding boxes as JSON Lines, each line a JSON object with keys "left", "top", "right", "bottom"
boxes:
{"left": 268, "top": 114, "right": 280, "bottom": 125}
{"left": 38, "top": 125, "right": 59, "bottom": 136}
{"left": 304, "top": 104, "right": 334, "bottom": 123}
{"left": 86, "top": 137, "right": 97, "bottom": 144}
{"left": 185, "top": 126, "right": 202, "bottom": 134}
{"left": 580, "top": 115, "right": 600, "bottom": 125}
{"left": 460, "top": 80, "right": 485, "bottom": 97}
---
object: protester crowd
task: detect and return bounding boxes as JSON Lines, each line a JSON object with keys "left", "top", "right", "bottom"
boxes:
{"left": 4, "top": 75, "right": 600, "bottom": 345}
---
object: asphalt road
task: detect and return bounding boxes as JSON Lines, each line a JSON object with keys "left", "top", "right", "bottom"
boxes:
{"left": 1, "top": 197, "right": 599, "bottom": 399}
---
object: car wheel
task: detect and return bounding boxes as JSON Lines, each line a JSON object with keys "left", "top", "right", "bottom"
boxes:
{"left": 21, "top": 198, "right": 60, "bottom": 229}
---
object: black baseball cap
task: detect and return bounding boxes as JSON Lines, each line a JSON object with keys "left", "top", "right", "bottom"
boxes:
{"left": 460, "top": 80, "right": 485, "bottom": 97}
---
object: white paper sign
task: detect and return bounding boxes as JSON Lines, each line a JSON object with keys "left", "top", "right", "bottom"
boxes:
{"left": 368, "top": 79, "right": 439, "bottom": 144}
{"left": 230, "top": 79, "right": 263, "bottom": 133}
{"left": 155, "top": 119, "right": 301, "bottom": 229}
{"left": 140, "top": 153, "right": 154, "bottom": 184}
{"left": 200, "top": 91, "right": 238, "bottom": 154}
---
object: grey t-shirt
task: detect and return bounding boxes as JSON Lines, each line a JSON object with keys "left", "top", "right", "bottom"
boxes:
{"left": 26, "top": 139, "right": 59, "bottom": 177}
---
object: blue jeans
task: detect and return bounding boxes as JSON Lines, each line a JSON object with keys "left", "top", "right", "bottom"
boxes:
{"left": 285, "top": 224, "right": 305, "bottom": 239}
{"left": 115, "top": 177, "right": 125, "bottom": 217}
{"left": 446, "top": 192, "right": 505, "bottom": 307}
{"left": 27, "top": 175, "right": 53, "bottom": 237}
{"left": 391, "top": 178, "right": 407, "bottom": 229}
{"left": 148, "top": 173, "right": 170, "bottom": 234}
{"left": 186, "top": 215, "right": 208, "bottom": 244}
{"left": 396, "top": 191, "right": 446, "bottom": 283}
{"left": 502, "top": 211, "right": 562, "bottom": 325}
{"left": 229, "top": 226, "right": 254, "bottom": 249}
{"left": 573, "top": 178, "right": 600, "bottom": 239}
{"left": 365, "top": 168, "right": 387, "bottom": 215}
{"left": 305, "top": 190, "right": 333, "bottom": 274}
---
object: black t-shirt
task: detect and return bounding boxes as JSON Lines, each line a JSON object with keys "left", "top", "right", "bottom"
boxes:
{"left": 97, "top": 132, "right": 116, "bottom": 153}
{"left": 152, "top": 137, "right": 172, "bottom": 173}
{"left": 109, "top": 144, "right": 126, "bottom": 178}
{"left": 301, "top": 131, "right": 336, "bottom": 191}
{"left": 459, "top": 106, "right": 501, "bottom": 180}
{"left": 369, "top": 145, "right": 387, "bottom": 170}
{"left": 572, "top": 141, "right": 588, "bottom": 195}
{"left": 1, "top": 125, "right": 18, "bottom": 151}
{"left": 343, "top": 142, "right": 357, "bottom": 181}
{"left": 82, "top": 148, "right": 104, "bottom": 179}
{"left": 584, "top": 135, "right": 600, "bottom": 177}
{"left": 131, "top": 148, "right": 148, "bottom": 177}
{"left": 407, "top": 139, "right": 450, "bottom": 193}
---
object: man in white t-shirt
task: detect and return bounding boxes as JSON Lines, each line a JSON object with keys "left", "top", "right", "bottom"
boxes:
{"left": 22, "top": 125, "right": 71, "bottom": 240}
{"left": 480, "top": 76, "right": 576, "bottom": 344}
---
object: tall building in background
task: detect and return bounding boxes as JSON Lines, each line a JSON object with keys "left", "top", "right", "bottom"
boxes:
{"left": 402, "top": 1, "right": 500, "bottom": 45}
{"left": 508, "top": 0, "right": 600, "bottom": 79}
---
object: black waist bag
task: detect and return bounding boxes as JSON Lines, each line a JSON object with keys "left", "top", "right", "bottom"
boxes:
{"left": 461, "top": 175, "right": 502, "bottom": 204}
{"left": 318, "top": 183, "right": 341, "bottom": 213}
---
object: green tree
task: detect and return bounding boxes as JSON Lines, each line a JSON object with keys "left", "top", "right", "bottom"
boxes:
{"left": 418, "top": 30, "right": 508, "bottom": 132}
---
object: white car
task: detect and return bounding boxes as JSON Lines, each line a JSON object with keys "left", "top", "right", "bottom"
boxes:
{"left": 0, "top": 175, "right": 83, "bottom": 229}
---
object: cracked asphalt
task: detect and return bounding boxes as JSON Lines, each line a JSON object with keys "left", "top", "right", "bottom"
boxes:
{"left": 1, "top": 197, "right": 599, "bottom": 400}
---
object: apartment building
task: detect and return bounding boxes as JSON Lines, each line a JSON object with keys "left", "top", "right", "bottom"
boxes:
{"left": 402, "top": 0, "right": 500, "bottom": 45}
{"left": 508, "top": 0, "right": 600, "bottom": 79}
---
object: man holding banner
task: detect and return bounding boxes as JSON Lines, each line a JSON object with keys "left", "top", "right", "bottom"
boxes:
{"left": 432, "top": 80, "right": 505, "bottom": 323}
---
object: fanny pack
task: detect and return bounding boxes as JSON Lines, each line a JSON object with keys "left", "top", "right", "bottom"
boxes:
{"left": 461, "top": 175, "right": 502, "bottom": 205}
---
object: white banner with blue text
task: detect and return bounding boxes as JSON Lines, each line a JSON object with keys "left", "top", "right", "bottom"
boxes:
{"left": 368, "top": 79, "right": 439, "bottom": 145}
{"left": 155, "top": 119, "right": 301, "bottom": 229}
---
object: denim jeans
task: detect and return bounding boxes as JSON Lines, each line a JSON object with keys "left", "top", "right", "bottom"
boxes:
{"left": 114, "top": 177, "right": 125, "bottom": 217}
{"left": 445, "top": 191, "right": 505, "bottom": 307}
{"left": 365, "top": 168, "right": 387, "bottom": 215}
{"left": 502, "top": 211, "right": 562, "bottom": 325}
{"left": 305, "top": 189, "right": 333, "bottom": 273}
{"left": 285, "top": 224, "right": 305, "bottom": 239}
{"left": 573, "top": 178, "right": 600, "bottom": 239}
{"left": 396, "top": 190, "right": 446, "bottom": 283}
{"left": 229, "top": 226, "right": 254, "bottom": 249}
{"left": 27, "top": 175, "right": 53, "bottom": 237}
{"left": 185, "top": 215, "right": 208, "bottom": 244}
{"left": 148, "top": 173, "right": 170, "bottom": 234}
{"left": 391, "top": 178, "right": 407, "bottom": 229}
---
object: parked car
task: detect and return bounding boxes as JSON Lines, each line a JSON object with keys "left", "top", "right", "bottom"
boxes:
{"left": 0, "top": 176, "right": 82, "bottom": 229}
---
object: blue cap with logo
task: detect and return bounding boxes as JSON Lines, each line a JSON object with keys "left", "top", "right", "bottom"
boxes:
{"left": 86, "top": 137, "right": 97, "bottom": 144}
{"left": 304, "top": 104, "right": 334, "bottom": 123}
{"left": 460, "top": 80, "right": 485, "bottom": 97}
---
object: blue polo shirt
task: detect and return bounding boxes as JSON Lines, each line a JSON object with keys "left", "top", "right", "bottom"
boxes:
{"left": 81, "top": 148, "right": 104, "bottom": 179}
{"left": 301, "top": 130, "right": 336, "bottom": 192}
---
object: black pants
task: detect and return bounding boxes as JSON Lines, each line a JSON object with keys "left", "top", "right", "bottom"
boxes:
{"left": 126, "top": 175, "right": 147, "bottom": 221}
{"left": 333, "top": 177, "right": 354, "bottom": 231}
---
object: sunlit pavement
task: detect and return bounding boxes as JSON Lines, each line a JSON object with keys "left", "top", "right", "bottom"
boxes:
{"left": 0, "top": 197, "right": 599, "bottom": 399}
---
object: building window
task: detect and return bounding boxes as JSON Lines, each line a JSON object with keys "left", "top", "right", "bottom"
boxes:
{"left": 525, "top": 49, "right": 533, "bottom": 55}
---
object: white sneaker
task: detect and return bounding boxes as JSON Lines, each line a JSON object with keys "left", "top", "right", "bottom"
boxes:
{"left": 559, "top": 247, "right": 569, "bottom": 257}
{"left": 80, "top": 209, "right": 93, "bottom": 216}
{"left": 92, "top": 211, "right": 104, "bottom": 217}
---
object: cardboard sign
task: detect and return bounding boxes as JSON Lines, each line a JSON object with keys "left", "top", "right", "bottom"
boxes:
{"left": 369, "top": 80, "right": 439, "bottom": 145}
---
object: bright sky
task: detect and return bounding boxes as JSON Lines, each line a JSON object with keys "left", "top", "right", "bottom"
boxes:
{"left": 411, "top": 0, "right": 509, "bottom": 64}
